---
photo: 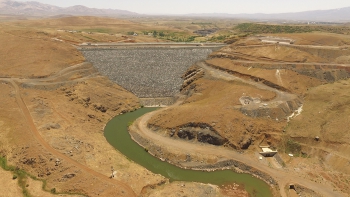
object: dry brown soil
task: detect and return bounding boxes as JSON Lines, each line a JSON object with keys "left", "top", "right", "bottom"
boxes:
{"left": 3, "top": 16, "right": 185, "bottom": 45}
{"left": 266, "top": 32, "right": 350, "bottom": 46}
{"left": 0, "top": 16, "right": 249, "bottom": 197}
{"left": 3, "top": 16, "right": 350, "bottom": 197}
{"left": 144, "top": 34, "right": 350, "bottom": 196}
{"left": 0, "top": 168, "right": 23, "bottom": 197}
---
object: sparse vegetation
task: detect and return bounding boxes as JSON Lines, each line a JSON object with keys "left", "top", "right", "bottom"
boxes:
{"left": 2, "top": 13, "right": 350, "bottom": 197}
{"left": 0, "top": 156, "right": 85, "bottom": 196}
{"left": 285, "top": 139, "right": 301, "bottom": 156}
{"left": 0, "top": 156, "right": 33, "bottom": 197}
{"left": 50, "top": 188, "right": 56, "bottom": 194}
{"left": 208, "top": 34, "right": 230, "bottom": 42}
{"left": 128, "top": 121, "right": 134, "bottom": 126}
{"left": 235, "top": 23, "right": 350, "bottom": 35}
{"left": 235, "top": 23, "right": 314, "bottom": 34}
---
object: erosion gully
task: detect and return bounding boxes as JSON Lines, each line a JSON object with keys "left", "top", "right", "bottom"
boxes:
{"left": 104, "top": 108, "right": 272, "bottom": 197}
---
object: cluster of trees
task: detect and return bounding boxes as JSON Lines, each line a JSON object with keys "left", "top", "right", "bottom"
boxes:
{"left": 235, "top": 23, "right": 315, "bottom": 34}
{"left": 127, "top": 30, "right": 239, "bottom": 43}
{"left": 235, "top": 23, "right": 350, "bottom": 35}
{"left": 140, "top": 30, "right": 198, "bottom": 42}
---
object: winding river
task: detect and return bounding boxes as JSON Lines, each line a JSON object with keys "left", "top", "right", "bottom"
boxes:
{"left": 104, "top": 108, "right": 272, "bottom": 197}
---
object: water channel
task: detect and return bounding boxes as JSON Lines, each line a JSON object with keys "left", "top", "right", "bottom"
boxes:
{"left": 104, "top": 107, "right": 272, "bottom": 197}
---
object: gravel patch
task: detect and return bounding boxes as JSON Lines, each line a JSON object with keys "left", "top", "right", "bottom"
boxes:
{"left": 81, "top": 48, "right": 213, "bottom": 98}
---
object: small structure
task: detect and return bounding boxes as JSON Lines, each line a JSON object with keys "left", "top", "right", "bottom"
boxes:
{"left": 111, "top": 166, "right": 115, "bottom": 178}
{"left": 259, "top": 146, "right": 278, "bottom": 157}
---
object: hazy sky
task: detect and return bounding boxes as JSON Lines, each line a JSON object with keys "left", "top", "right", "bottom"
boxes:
{"left": 16, "top": 0, "right": 350, "bottom": 14}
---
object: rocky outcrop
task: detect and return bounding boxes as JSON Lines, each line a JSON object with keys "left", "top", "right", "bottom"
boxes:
{"left": 181, "top": 65, "right": 204, "bottom": 91}
{"left": 149, "top": 123, "right": 229, "bottom": 146}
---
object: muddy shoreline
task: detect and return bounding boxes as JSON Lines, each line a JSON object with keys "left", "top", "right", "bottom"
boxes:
{"left": 129, "top": 123, "right": 279, "bottom": 195}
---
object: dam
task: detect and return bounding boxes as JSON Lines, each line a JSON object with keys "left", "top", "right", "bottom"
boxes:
{"left": 79, "top": 43, "right": 224, "bottom": 105}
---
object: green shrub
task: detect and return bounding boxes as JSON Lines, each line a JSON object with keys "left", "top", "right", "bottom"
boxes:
{"left": 285, "top": 139, "right": 301, "bottom": 156}
{"left": 127, "top": 121, "right": 134, "bottom": 126}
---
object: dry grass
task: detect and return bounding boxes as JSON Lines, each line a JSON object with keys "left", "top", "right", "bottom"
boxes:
{"left": 234, "top": 45, "right": 325, "bottom": 62}
{"left": 149, "top": 76, "right": 284, "bottom": 149}
{"left": 3, "top": 16, "right": 191, "bottom": 44}
{"left": 266, "top": 32, "right": 350, "bottom": 46}
{"left": 205, "top": 58, "right": 323, "bottom": 95}
{"left": 0, "top": 24, "right": 84, "bottom": 77}
{"left": 287, "top": 79, "right": 350, "bottom": 143}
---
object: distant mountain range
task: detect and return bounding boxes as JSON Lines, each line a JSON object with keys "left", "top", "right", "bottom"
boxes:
{"left": 1, "top": 0, "right": 350, "bottom": 22}
{"left": 188, "top": 7, "right": 350, "bottom": 22}
{"left": 0, "top": 0, "right": 138, "bottom": 17}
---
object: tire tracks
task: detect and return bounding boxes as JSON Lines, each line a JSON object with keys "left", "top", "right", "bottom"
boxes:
{"left": 130, "top": 64, "right": 346, "bottom": 197}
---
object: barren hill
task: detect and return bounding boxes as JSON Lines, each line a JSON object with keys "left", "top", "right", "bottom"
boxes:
{"left": 188, "top": 7, "right": 350, "bottom": 22}
{"left": 0, "top": 16, "right": 249, "bottom": 197}
{"left": 0, "top": 24, "right": 84, "bottom": 77}
{"left": 0, "top": 0, "right": 137, "bottom": 16}
{"left": 146, "top": 34, "right": 350, "bottom": 195}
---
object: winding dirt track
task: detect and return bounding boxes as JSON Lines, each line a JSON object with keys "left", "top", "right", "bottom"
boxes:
{"left": 131, "top": 63, "right": 346, "bottom": 197}
{"left": 0, "top": 68, "right": 137, "bottom": 197}
{"left": 197, "top": 61, "right": 298, "bottom": 106}
{"left": 133, "top": 110, "right": 346, "bottom": 197}
{"left": 215, "top": 58, "right": 350, "bottom": 67}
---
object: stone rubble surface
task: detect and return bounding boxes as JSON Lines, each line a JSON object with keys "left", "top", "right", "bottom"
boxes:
{"left": 81, "top": 48, "right": 213, "bottom": 98}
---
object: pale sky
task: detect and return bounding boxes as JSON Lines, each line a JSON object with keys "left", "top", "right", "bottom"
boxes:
{"left": 16, "top": 0, "right": 350, "bottom": 15}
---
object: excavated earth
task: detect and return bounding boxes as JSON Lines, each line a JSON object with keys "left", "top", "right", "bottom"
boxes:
{"left": 137, "top": 36, "right": 350, "bottom": 196}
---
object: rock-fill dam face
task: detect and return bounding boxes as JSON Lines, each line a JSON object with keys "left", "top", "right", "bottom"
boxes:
{"left": 80, "top": 47, "right": 215, "bottom": 101}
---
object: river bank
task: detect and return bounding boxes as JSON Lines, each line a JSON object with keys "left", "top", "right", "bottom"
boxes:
{"left": 104, "top": 108, "right": 274, "bottom": 197}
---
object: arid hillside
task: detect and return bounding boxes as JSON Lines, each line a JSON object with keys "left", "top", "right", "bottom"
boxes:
{"left": 0, "top": 24, "right": 84, "bottom": 77}
{"left": 3, "top": 16, "right": 191, "bottom": 44}
{"left": 147, "top": 34, "right": 350, "bottom": 195}
{"left": 0, "top": 16, "right": 248, "bottom": 197}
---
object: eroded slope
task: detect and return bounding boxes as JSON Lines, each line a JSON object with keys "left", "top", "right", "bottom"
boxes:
{"left": 145, "top": 34, "right": 350, "bottom": 196}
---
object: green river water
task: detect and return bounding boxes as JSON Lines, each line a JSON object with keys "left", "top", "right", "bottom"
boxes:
{"left": 104, "top": 107, "right": 272, "bottom": 197}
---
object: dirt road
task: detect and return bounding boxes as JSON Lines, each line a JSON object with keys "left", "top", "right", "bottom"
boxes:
{"left": 133, "top": 107, "right": 345, "bottom": 197}
{"left": 197, "top": 61, "right": 300, "bottom": 118}
{"left": 130, "top": 62, "right": 346, "bottom": 197}
{"left": 0, "top": 68, "right": 137, "bottom": 196}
